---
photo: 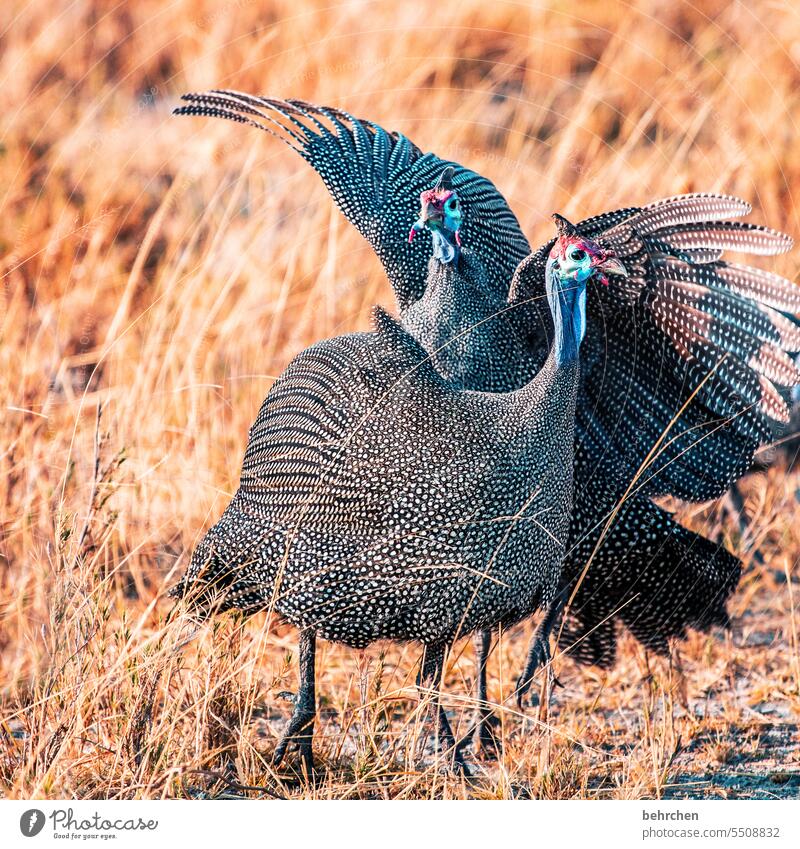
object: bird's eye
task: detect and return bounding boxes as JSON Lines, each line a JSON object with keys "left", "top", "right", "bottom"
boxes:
{"left": 446, "top": 198, "right": 459, "bottom": 211}
{"left": 570, "top": 248, "right": 586, "bottom": 261}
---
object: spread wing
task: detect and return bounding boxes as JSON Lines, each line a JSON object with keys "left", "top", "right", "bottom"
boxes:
{"left": 512, "top": 194, "right": 798, "bottom": 502}
{"left": 174, "top": 91, "right": 530, "bottom": 309}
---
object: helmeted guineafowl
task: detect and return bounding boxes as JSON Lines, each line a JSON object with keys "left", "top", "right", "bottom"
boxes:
{"left": 173, "top": 210, "right": 617, "bottom": 772}
{"left": 404, "top": 173, "right": 799, "bottom": 714}
{"left": 173, "top": 92, "right": 800, "bottom": 749}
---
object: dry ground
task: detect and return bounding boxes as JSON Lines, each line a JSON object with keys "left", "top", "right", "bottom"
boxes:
{"left": 2, "top": 0, "right": 800, "bottom": 799}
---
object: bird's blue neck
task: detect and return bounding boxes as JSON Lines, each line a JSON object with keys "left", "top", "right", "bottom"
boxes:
{"left": 546, "top": 269, "right": 587, "bottom": 367}
{"left": 431, "top": 228, "right": 460, "bottom": 265}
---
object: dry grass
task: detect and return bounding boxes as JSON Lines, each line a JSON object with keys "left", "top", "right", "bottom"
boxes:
{"left": 2, "top": 0, "right": 800, "bottom": 800}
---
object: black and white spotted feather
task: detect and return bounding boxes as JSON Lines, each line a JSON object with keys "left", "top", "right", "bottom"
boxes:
{"left": 174, "top": 301, "right": 579, "bottom": 651}
{"left": 175, "top": 94, "right": 800, "bottom": 668}
{"left": 174, "top": 90, "right": 530, "bottom": 309}
{"left": 505, "top": 197, "right": 796, "bottom": 663}
{"left": 510, "top": 195, "right": 797, "bottom": 504}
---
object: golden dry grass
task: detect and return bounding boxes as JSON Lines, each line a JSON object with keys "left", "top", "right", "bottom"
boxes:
{"left": 2, "top": 0, "right": 800, "bottom": 800}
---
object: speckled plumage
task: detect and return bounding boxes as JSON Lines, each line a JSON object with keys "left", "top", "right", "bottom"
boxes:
{"left": 176, "top": 283, "right": 580, "bottom": 643}
{"left": 721, "top": 318, "right": 800, "bottom": 549}
{"left": 173, "top": 92, "right": 530, "bottom": 311}
{"left": 175, "top": 245, "right": 586, "bottom": 769}
{"left": 402, "top": 253, "right": 538, "bottom": 392}
{"left": 174, "top": 92, "right": 799, "bottom": 709}
{"left": 399, "top": 204, "right": 795, "bottom": 665}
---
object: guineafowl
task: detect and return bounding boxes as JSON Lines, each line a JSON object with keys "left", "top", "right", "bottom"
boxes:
{"left": 405, "top": 175, "right": 798, "bottom": 711}
{"left": 173, "top": 211, "right": 616, "bottom": 773}
{"left": 173, "top": 92, "right": 800, "bottom": 746}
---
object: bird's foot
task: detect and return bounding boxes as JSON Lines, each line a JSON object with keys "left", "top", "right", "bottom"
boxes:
{"left": 515, "top": 635, "right": 562, "bottom": 710}
{"left": 273, "top": 706, "right": 316, "bottom": 778}
{"left": 430, "top": 715, "right": 476, "bottom": 776}
{"left": 276, "top": 690, "right": 297, "bottom": 704}
{"left": 454, "top": 710, "right": 497, "bottom": 764}
{"left": 449, "top": 737, "right": 476, "bottom": 777}
{"left": 473, "top": 710, "right": 501, "bottom": 760}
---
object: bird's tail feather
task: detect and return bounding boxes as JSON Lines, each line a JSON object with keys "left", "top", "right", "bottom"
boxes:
{"left": 559, "top": 500, "right": 741, "bottom": 667}
{"left": 170, "top": 505, "right": 274, "bottom": 616}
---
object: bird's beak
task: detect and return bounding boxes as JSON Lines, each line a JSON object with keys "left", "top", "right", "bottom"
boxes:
{"left": 408, "top": 200, "right": 443, "bottom": 243}
{"left": 597, "top": 255, "right": 628, "bottom": 278}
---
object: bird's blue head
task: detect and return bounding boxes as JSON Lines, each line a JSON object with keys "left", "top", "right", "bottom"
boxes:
{"left": 546, "top": 214, "right": 627, "bottom": 365}
{"left": 408, "top": 167, "right": 462, "bottom": 264}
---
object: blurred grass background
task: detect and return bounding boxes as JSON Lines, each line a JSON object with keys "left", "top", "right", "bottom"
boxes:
{"left": 1, "top": 0, "right": 800, "bottom": 799}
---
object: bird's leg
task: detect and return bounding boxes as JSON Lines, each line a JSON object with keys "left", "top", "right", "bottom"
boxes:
{"left": 417, "top": 642, "right": 469, "bottom": 773}
{"left": 515, "top": 593, "right": 565, "bottom": 709}
{"left": 472, "top": 630, "right": 500, "bottom": 758}
{"left": 273, "top": 629, "right": 317, "bottom": 777}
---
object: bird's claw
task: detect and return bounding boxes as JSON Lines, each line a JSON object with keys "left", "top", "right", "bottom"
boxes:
{"left": 451, "top": 738, "right": 476, "bottom": 777}
{"left": 273, "top": 706, "right": 315, "bottom": 776}
{"left": 455, "top": 710, "right": 500, "bottom": 761}
{"left": 515, "top": 636, "right": 553, "bottom": 710}
{"left": 474, "top": 711, "right": 501, "bottom": 759}
{"left": 276, "top": 690, "right": 297, "bottom": 704}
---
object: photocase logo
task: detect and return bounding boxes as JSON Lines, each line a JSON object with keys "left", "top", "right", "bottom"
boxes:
{"left": 19, "top": 809, "right": 45, "bottom": 837}
{"left": 16, "top": 807, "right": 159, "bottom": 838}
